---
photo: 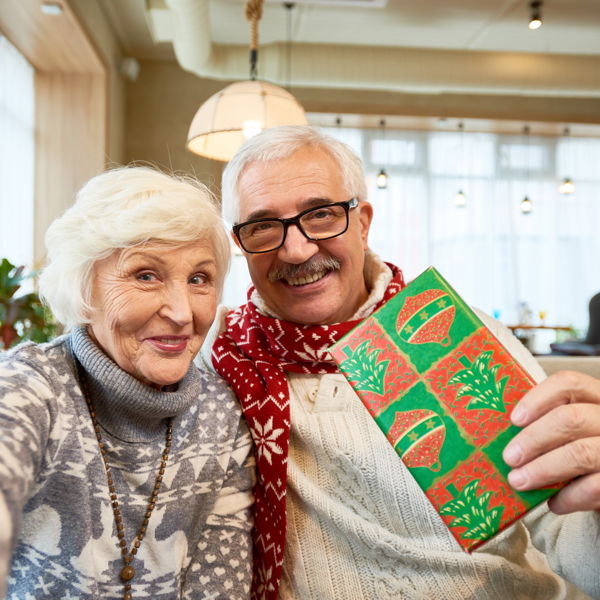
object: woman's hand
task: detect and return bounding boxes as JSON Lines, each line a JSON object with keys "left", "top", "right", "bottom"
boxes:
{"left": 503, "top": 370, "right": 600, "bottom": 514}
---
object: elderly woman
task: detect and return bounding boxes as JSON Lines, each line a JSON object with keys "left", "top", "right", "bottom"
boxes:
{"left": 0, "top": 167, "right": 254, "bottom": 600}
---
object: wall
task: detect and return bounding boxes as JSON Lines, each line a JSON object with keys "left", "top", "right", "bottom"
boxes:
{"left": 125, "top": 60, "right": 226, "bottom": 191}
{"left": 69, "top": 0, "right": 126, "bottom": 166}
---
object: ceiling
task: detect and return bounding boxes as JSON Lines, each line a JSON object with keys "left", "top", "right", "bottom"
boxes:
{"left": 95, "top": 0, "right": 600, "bottom": 106}
{"left": 101, "top": 0, "right": 600, "bottom": 61}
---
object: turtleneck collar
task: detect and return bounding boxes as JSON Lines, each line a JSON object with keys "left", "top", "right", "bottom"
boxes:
{"left": 69, "top": 325, "right": 202, "bottom": 443}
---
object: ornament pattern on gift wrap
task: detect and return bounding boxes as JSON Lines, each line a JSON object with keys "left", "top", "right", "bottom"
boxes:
{"left": 424, "top": 330, "right": 529, "bottom": 448}
{"left": 332, "top": 319, "right": 419, "bottom": 417}
{"left": 395, "top": 289, "right": 456, "bottom": 346}
{"left": 339, "top": 340, "right": 390, "bottom": 395}
{"left": 439, "top": 480, "right": 505, "bottom": 542}
{"left": 387, "top": 409, "right": 446, "bottom": 471}
{"left": 448, "top": 351, "right": 508, "bottom": 413}
{"left": 427, "top": 450, "right": 528, "bottom": 551}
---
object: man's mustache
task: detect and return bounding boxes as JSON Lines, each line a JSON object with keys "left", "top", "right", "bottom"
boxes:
{"left": 268, "top": 256, "right": 341, "bottom": 282}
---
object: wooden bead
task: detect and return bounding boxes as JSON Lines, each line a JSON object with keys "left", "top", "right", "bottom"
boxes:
{"left": 120, "top": 565, "right": 135, "bottom": 582}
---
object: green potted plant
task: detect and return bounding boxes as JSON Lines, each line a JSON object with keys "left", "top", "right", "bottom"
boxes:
{"left": 0, "top": 257, "right": 57, "bottom": 350}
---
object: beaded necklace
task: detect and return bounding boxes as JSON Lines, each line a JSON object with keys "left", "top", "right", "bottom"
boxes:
{"left": 78, "top": 365, "right": 173, "bottom": 600}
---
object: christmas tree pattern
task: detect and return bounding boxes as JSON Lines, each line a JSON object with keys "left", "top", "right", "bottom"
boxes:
{"left": 339, "top": 341, "right": 390, "bottom": 395}
{"left": 439, "top": 480, "right": 504, "bottom": 541}
{"left": 448, "top": 351, "right": 508, "bottom": 412}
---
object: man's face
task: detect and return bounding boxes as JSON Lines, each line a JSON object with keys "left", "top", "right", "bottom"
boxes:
{"left": 235, "top": 146, "right": 373, "bottom": 325}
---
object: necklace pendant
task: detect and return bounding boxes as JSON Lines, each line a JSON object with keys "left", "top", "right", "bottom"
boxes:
{"left": 124, "top": 592, "right": 133, "bottom": 600}
{"left": 120, "top": 565, "right": 136, "bottom": 582}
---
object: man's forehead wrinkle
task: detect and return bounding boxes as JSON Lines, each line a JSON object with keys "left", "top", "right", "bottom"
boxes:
{"left": 239, "top": 166, "right": 337, "bottom": 221}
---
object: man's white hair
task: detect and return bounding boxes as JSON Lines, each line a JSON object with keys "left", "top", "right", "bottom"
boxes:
{"left": 39, "top": 166, "right": 231, "bottom": 330}
{"left": 221, "top": 125, "right": 368, "bottom": 224}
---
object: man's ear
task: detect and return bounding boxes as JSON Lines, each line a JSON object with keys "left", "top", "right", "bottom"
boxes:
{"left": 357, "top": 201, "right": 373, "bottom": 249}
{"left": 230, "top": 230, "right": 243, "bottom": 252}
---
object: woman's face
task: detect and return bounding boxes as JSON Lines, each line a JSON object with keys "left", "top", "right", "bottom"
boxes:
{"left": 88, "top": 240, "right": 219, "bottom": 388}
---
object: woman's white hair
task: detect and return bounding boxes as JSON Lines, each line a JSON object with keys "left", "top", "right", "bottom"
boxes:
{"left": 221, "top": 125, "right": 368, "bottom": 224}
{"left": 39, "top": 166, "right": 231, "bottom": 330}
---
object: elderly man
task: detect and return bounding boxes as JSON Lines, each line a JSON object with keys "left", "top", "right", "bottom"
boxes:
{"left": 204, "top": 126, "right": 600, "bottom": 600}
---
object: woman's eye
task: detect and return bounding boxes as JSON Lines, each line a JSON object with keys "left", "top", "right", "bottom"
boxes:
{"left": 189, "top": 273, "right": 207, "bottom": 285}
{"left": 136, "top": 272, "right": 156, "bottom": 282}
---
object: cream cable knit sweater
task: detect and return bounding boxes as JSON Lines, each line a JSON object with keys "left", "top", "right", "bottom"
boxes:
{"left": 202, "top": 252, "right": 600, "bottom": 599}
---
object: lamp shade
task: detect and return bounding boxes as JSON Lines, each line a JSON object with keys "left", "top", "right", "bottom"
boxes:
{"left": 186, "top": 80, "right": 308, "bottom": 162}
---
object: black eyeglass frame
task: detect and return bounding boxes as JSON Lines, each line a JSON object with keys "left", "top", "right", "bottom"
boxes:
{"left": 232, "top": 198, "right": 359, "bottom": 254}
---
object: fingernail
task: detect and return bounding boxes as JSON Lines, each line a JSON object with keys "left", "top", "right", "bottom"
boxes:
{"left": 508, "top": 469, "right": 529, "bottom": 490}
{"left": 511, "top": 404, "right": 527, "bottom": 426}
{"left": 503, "top": 442, "right": 523, "bottom": 466}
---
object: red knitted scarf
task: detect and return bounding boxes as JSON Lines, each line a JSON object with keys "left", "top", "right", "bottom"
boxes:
{"left": 212, "top": 264, "right": 404, "bottom": 599}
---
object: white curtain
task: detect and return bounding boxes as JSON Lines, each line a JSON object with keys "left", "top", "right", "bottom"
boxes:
{"left": 322, "top": 125, "right": 600, "bottom": 335}
{"left": 0, "top": 34, "right": 35, "bottom": 271}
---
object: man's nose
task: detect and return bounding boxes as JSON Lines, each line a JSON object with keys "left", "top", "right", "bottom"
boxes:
{"left": 158, "top": 283, "right": 193, "bottom": 326}
{"left": 276, "top": 223, "right": 319, "bottom": 264}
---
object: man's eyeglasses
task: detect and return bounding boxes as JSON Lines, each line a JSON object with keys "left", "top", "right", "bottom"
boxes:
{"left": 232, "top": 198, "right": 359, "bottom": 254}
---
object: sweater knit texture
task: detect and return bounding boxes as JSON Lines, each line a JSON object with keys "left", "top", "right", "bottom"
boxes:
{"left": 201, "top": 251, "right": 600, "bottom": 600}
{"left": 0, "top": 326, "right": 255, "bottom": 599}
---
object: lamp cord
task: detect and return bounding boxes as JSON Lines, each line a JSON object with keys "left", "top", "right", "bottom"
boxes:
{"left": 246, "top": 0, "right": 264, "bottom": 80}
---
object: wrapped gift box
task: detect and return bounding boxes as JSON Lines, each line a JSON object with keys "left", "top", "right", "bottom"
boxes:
{"left": 329, "top": 266, "right": 562, "bottom": 551}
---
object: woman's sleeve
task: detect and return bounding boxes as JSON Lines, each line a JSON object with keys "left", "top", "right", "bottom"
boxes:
{"left": 0, "top": 354, "right": 52, "bottom": 598}
{"left": 184, "top": 387, "right": 255, "bottom": 599}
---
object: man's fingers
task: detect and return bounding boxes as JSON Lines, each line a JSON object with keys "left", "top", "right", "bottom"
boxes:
{"left": 546, "top": 473, "right": 600, "bottom": 514}
{"left": 504, "top": 402, "right": 600, "bottom": 467}
{"left": 507, "top": 435, "right": 600, "bottom": 490}
{"left": 510, "top": 371, "right": 600, "bottom": 428}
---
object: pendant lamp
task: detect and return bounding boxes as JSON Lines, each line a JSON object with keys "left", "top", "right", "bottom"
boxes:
{"left": 558, "top": 127, "right": 576, "bottom": 195}
{"left": 453, "top": 121, "right": 467, "bottom": 208}
{"left": 376, "top": 119, "right": 388, "bottom": 190}
{"left": 520, "top": 125, "right": 533, "bottom": 214}
{"left": 186, "top": 0, "right": 307, "bottom": 162}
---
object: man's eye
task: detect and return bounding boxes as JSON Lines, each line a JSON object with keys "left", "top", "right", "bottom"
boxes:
{"left": 248, "top": 222, "right": 276, "bottom": 236}
{"left": 307, "top": 207, "right": 335, "bottom": 221}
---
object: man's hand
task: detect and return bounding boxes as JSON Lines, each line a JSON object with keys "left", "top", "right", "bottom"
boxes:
{"left": 503, "top": 370, "right": 600, "bottom": 514}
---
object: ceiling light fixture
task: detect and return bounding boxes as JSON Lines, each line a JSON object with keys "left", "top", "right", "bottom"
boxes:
{"left": 186, "top": 0, "right": 307, "bottom": 162}
{"left": 40, "top": 2, "right": 63, "bottom": 15}
{"left": 528, "top": 1, "right": 543, "bottom": 30}
{"left": 453, "top": 121, "right": 467, "bottom": 208}
{"left": 558, "top": 127, "right": 576, "bottom": 195}
{"left": 520, "top": 125, "right": 533, "bottom": 214}
{"left": 376, "top": 119, "right": 388, "bottom": 190}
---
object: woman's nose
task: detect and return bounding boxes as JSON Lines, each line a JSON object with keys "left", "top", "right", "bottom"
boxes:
{"left": 158, "top": 283, "right": 193, "bottom": 325}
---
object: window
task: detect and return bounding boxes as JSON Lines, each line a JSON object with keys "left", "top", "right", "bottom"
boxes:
{"left": 0, "top": 34, "right": 35, "bottom": 270}
{"left": 324, "top": 124, "right": 600, "bottom": 334}
{"left": 220, "top": 122, "right": 600, "bottom": 337}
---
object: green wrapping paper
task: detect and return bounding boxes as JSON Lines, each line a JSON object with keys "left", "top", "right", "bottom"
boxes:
{"left": 329, "top": 266, "right": 563, "bottom": 551}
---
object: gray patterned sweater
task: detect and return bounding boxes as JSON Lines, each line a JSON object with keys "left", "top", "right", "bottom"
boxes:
{"left": 0, "top": 327, "right": 254, "bottom": 599}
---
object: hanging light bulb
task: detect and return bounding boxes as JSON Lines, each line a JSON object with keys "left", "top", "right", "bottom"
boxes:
{"left": 453, "top": 121, "right": 467, "bottom": 208}
{"left": 521, "top": 125, "right": 533, "bottom": 214}
{"left": 559, "top": 177, "right": 575, "bottom": 195}
{"left": 528, "top": 1, "right": 542, "bottom": 29}
{"left": 376, "top": 118, "right": 389, "bottom": 189}
{"left": 454, "top": 190, "right": 467, "bottom": 207}
{"left": 558, "top": 127, "right": 576, "bottom": 195}
{"left": 520, "top": 196, "right": 533, "bottom": 213}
